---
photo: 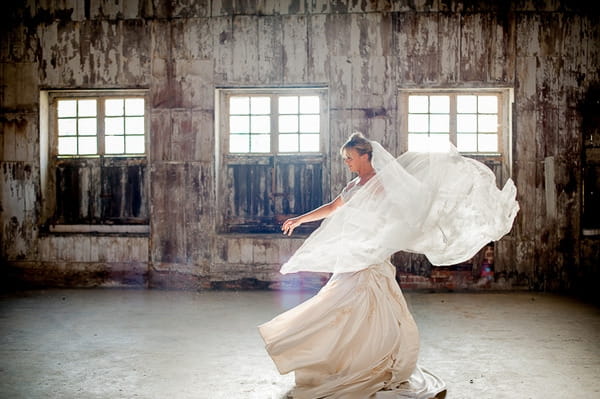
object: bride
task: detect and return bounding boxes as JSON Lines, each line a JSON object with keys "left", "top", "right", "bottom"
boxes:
{"left": 258, "top": 132, "right": 519, "bottom": 399}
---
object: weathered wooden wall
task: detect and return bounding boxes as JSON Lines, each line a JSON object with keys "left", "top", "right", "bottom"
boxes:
{"left": 1, "top": 0, "right": 598, "bottom": 298}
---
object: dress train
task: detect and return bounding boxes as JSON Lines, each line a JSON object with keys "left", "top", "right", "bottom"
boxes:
{"left": 259, "top": 261, "right": 446, "bottom": 399}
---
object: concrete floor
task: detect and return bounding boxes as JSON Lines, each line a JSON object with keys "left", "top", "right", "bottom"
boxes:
{"left": 0, "top": 289, "right": 598, "bottom": 399}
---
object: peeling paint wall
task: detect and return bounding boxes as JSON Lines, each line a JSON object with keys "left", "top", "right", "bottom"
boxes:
{"left": 1, "top": 0, "right": 599, "bottom": 297}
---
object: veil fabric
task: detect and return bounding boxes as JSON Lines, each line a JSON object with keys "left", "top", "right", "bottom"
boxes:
{"left": 280, "top": 141, "right": 519, "bottom": 275}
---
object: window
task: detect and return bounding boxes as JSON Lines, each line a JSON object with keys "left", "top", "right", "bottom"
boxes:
{"left": 42, "top": 90, "right": 149, "bottom": 229}
{"left": 400, "top": 90, "right": 510, "bottom": 155}
{"left": 217, "top": 88, "right": 328, "bottom": 234}
{"left": 228, "top": 94, "right": 321, "bottom": 154}
{"left": 56, "top": 97, "right": 146, "bottom": 156}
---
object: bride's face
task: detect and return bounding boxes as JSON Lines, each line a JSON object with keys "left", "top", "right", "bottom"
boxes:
{"left": 343, "top": 148, "right": 368, "bottom": 173}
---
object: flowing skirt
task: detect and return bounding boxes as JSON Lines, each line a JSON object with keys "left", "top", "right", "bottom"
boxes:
{"left": 258, "top": 262, "right": 446, "bottom": 399}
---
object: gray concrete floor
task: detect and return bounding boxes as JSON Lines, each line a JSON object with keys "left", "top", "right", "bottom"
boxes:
{"left": 0, "top": 289, "right": 598, "bottom": 399}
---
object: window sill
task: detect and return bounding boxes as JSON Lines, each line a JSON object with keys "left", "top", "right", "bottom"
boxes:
{"left": 217, "top": 231, "right": 313, "bottom": 239}
{"left": 582, "top": 229, "right": 600, "bottom": 237}
{"left": 48, "top": 224, "right": 149, "bottom": 236}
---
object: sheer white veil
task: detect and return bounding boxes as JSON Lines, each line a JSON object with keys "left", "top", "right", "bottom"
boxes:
{"left": 280, "top": 140, "right": 519, "bottom": 275}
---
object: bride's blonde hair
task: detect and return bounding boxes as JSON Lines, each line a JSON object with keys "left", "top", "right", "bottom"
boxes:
{"left": 340, "top": 132, "right": 373, "bottom": 161}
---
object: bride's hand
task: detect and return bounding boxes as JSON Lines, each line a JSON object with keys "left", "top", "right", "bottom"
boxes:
{"left": 282, "top": 217, "right": 302, "bottom": 236}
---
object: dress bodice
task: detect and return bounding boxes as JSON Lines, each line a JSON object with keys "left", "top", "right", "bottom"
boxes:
{"left": 340, "top": 177, "right": 362, "bottom": 202}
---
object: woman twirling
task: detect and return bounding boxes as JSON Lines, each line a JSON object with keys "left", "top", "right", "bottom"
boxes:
{"left": 259, "top": 132, "right": 519, "bottom": 399}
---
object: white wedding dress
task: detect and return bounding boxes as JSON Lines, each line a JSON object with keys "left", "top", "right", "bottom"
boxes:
{"left": 259, "top": 142, "right": 519, "bottom": 398}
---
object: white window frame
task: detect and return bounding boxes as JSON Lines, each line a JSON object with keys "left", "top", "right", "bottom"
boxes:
{"left": 49, "top": 89, "right": 149, "bottom": 158}
{"left": 215, "top": 87, "right": 329, "bottom": 235}
{"left": 217, "top": 87, "right": 329, "bottom": 157}
{"left": 398, "top": 88, "right": 513, "bottom": 167}
{"left": 40, "top": 89, "right": 150, "bottom": 233}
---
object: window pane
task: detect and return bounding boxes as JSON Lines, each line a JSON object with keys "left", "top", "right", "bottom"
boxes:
{"left": 408, "top": 114, "right": 429, "bottom": 132}
{"left": 125, "top": 98, "right": 144, "bottom": 115}
{"left": 299, "top": 96, "right": 319, "bottom": 113}
{"left": 250, "top": 134, "right": 270, "bottom": 153}
{"left": 408, "top": 134, "right": 449, "bottom": 152}
{"left": 478, "top": 96, "right": 498, "bottom": 114}
{"left": 457, "top": 114, "right": 477, "bottom": 133}
{"left": 428, "top": 134, "right": 450, "bottom": 152}
{"left": 230, "top": 134, "right": 250, "bottom": 153}
{"left": 478, "top": 134, "right": 498, "bottom": 152}
{"left": 230, "top": 115, "right": 249, "bottom": 133}
{"left": 429, "top": 96, "right": 449, "bottom": 113}
{"left": 105, "top": 135, "right": 124, "bottom": 154}
{"left": 250, "top": 97, "right": 270, "bottom": 114}
{"left": 125, "top": 116, "right": 144, "bottom": 135}
{"left": 230, "top": 97, "right": 249, "bottom": 114}
{"left": 478, "top": 114, "right": 498, "bottom": 132}
{"left": 251, "top": 115, "right": 270, "bottom": 133}
{"left": 105, "top": 117, "right": 124, "bottom": 135}
{"left": 299, "top": 114, "right": 319, "bottom": 133}
{"left": 279, "top": 115, "right": 298, "bottom": 133}
{"left": 105, "top": 99, "right": 124, "bottom": 116}
{"left": 408, "top": 134, "right": 429, "bottom": 152}
{"left": 430, "top": 114, "right": 449, "bottom": 133}
{"left": 457, "top": 133, "right": 477, "bottom": 152}
{"left": 78, "top": 118, "right": 97, "bottom": 135}
{"left": 279, "top": 134, "right": 299, "bottom": 152}
{"left": 457, "top": 95, "right": 477, "bottom": 113}
{"left": 125, "top": 136, "right": 145, "bottom": 154}
{"left": 79, "top": 137, "right": 98, "bottom": 154}
{"left": 408, "top": 96, "right": 428, "bottom": 113}
{"left": 58, "top": 119, "right": 76, "bottom": 135}
{"left": 78, "top": 99, "right": 97, "bottom": 117}
{"left": 300, "top": 134, "right": 319, "bottom": 152}
{"left": 279, "top": 96, "right": 298, "bottom": 114}
{"left": 58, "top": 137, "right": 77, "bottom": 154}
{"left": 58, "top": 100, "right": 76, "bottom": 117}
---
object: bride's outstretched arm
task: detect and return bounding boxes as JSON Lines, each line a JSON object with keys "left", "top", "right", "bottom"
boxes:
{"left": 281, "top": 195, "right": 343, "bottom": 236}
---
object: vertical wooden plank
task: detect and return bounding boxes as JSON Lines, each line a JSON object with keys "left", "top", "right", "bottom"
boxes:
{"left": 151, "top": 163, "right": 186, "bottom": 264}
{"left": 282, "top": 14, "right": 308, "bottom": 83}
{"left": 329, "top": 56, "right": 353, "bottom": 109}
{"left": 192, "top": 110, "right": 214, "bottom": 163}
{"left": 83, "top": 20, "right": 122, "bottom": 85}
{"left": 232, "top": 15, "right": 259, "bottom": 83}
{"left": 515, "top": 56, "right": 537, "bottom": 162}
{"left": 394, "top": 12, "right": 439, "bottom": 84}
{"left": 182, "top": 18, "right": 213, "bottom": 60}
{"left": 121, "top": 20, "right": 152, "bottom": 86}
{"left": 185, "top": 163, "right": 213, "bottom": 269}
{"left": 55, "top": 21, "right": 82, "bottom": 86}
{"left": 150, "top": 109, "right": 172, "bottom": 162}
{"left": 349, "top": 13, "right": 389, "bottom": 57}
{"left": 439, "top": 12, "right": 460, "bottom": 83}
{"left": 265, "top": 0, "right": 306, "bottom": 15}
{"left": 175, "top": 59, "right": 214, "bottom": 109}
{"left": 307, "top": 0, "right": 331, "bottom": 13}
{"left": 150, "top": 20, "right": 175, "bottom": 108}
{"left": 460, "top": 13, "right": 486, "bottom": 82}
{"left": 307, "top": 14, "right": 328, "bottom": 82}
{"left": 212, "top": 16, "right": 233, "bottom": 84}
{"left": 258, "top": 15, "right": 283, "bottom": 84}
{"left": 37, "top": 23, "right": 59, "bottom": 85}
{"left": 170, "top": 110, "right": 194, "bottom": 162}
{"left": 1, "top": 116, "right": 16, "bottom": 161}
{"left": 489, "top": 12, "right": 516, "bottom": 83}
{"left": 171, "top": 0, "right": 210, "bottom": 18}
{"left": 326, "top": 14, "right": 352, "bottom": 56}
{"left": 536, "top": 57, "right": 561, "bottom": 159}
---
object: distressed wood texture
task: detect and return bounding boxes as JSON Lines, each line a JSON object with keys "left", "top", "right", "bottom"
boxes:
{"left": 0, "top": 1, "right": 599, "bottom": 295}
{"left": 54, "top": 159, "right": 148, "bottom": 224}
{"left": 220, "top": 155, "right": 324, "bottom": 233}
